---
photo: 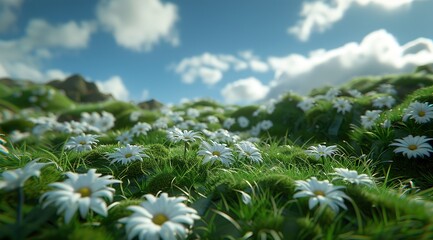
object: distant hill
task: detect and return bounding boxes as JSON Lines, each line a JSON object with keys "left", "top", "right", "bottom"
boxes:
{"left": 47, "top": 74, "right": 113, "bottom": 103}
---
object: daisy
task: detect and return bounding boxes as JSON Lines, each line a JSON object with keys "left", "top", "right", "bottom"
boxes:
{"left": 106, "top": 144, "right": 149, "bottom": 165}
{"left": 333, "top": 98, "right": 352, "bottom": 114}
{"left": 0, "top": 159, "right": 52, "bottom": 191}
{"left": 249, "top": 125, "right": 261, "bottom": 137}
{"left": 331, "top": 168, "right": 374, "bottom": 186}
{"left": 209, "top": 129, "right": 239, "bottom": 144}
{"left": 131, "top": 122, "right": 152, "bottom": 137}
{"left": 235, "top": 141, "right": 263, "bottom": 163}
{"left": 259, "top": 120, "right": 273, "bottom": 131}
{"left": 207, "top": 115, "right": 219, "bottom": 124}
{"left": 130, "top": 111, "right": 142, "bottom": 122}
{"left": 297, "top": 98, "right": 315, "bottom": 112}
{"left": 372, "top": 96, "right": 395, "bottom": 109}
{"left": 360, "top": 110, "right": 381, "bottom": 129}
{"left": 167, "top": 127, "right": 202, "bottom": 144}
{"left": 65, "top": 134, "right": 99, "bottom": 152}
{"left": 347, "top": 89, "right": 362, "bottom": 98}
{"left": 186, "top": 108, "right": 200, "bottom": 118}
{"left": 305, "top": 144, "right": 338, "bottom": 160}
{"left": 325, "top": 88, "right": 341, "bottom": 101}
{"left": 390, "top": 135, "right": 433, "bottom": 159}
{"left": 198, "top": 140, "right": 234, "bottom": 166}
{"left": 293, "top": 177, "right": 349, "bottom": 213}
{"left": 237, "top": 116, "right": 250, "bottom": 128}
{"left": 153, "top": 118, "right": 169, "bottom": 129}
{"left": 378, "top": 83, "right": 397, "bottom": 95}
{"left": 402, "top": 101, "right": 433, "bottom": 124}
{"left": 40, "top": 169, "right": 121, "bottom": 223}
{"left": 223, "top": 118, "right": 236, "bottom": 129}
{"left": 93, "top": 111, "right": 115, "bottom": 132}
{"left": 119, "top": 193, "right": 200, "bottom": 240}
{"left": 116, "top": 131, "right": 134, "bottom": 145}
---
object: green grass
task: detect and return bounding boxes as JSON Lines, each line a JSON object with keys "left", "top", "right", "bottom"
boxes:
{"left": 2, "top": 73, "right": 433, "bottom": 239}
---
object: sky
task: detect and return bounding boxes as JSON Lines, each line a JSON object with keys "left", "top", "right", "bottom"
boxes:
{"left": 1, "top": 0, "right": 433, "bottom": 105}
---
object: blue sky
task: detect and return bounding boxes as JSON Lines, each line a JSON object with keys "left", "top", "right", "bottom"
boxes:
{"left": 1, "top": 0, "right": 433, "bottom": 105}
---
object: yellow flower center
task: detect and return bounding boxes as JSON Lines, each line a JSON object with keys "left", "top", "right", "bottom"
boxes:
{"left": 418, "top": 111, "right": 426, "bottom": 117}
{"left": 79, "top": 141, "right": 86, "bottom": 145}
{"left": 152, "top": 213, "right": 169, "bottom": 225}
{"left": 125, "top": 153, "right": 132, "bottom": 158}
{"left": 408, "top": 144, "right": 418, "bottom": 151}
{"left": 212, "top": 151, "right": 221, "bottom": 157}
{"left": 77, "top": 187, "right": 92, "bottom": 197}
{"left": 313, "top": 190, "right": 325, "bottom": 196}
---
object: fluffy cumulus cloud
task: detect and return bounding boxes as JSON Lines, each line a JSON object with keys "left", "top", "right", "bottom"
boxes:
{"left": 267, "top": 29, "right": 433, "bottom": 98}
{"left": 0, "top": 19, "right": 96, "bottom": 81}
{"left": 221, "top": 77, "right": 270, "bottom": 104}
{"left": 0, "top": 0, "right": 22, "bottom": 33}
{"left": 96, "top": 76, "right": 129, "bottom": 101}
{"left": 97, "top": 0, "right": 179, "bottom": 52}
{"left": 289, "top": 0, "right": 414, "bottom": 41}
{"left": 173, "top": 52, "right": 269, "bottom": 85}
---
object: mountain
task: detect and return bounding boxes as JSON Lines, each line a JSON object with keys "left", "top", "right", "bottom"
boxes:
{"left": 47, "top": 74, "right": 113, "bottom": 103}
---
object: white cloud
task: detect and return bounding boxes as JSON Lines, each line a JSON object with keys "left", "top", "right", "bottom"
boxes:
{"left": 267, "top": 29, "right": 433, "bottom": 98}
{"left": 0, "top": 19, "right": 95, "bottom": 82}
{"left": 96, "top": 76, "right": 129, "bottom": 101}
{"left": 221, "top": 77, "right": 270, "bottom": 104}
{"left": 289, "top": 0, "right": 414, "bottom": 41}
{"left": 97, "top": 0, "right": 179, "bottom": 52}
{"left": 0, "top": 0, "right": 22, "bottom": 33}
{"left": 23, "top": 19, "right": 97, "bottom": 49}
{"left": 173, "top": 52, "right": 269, "bottom": 85}
{"left": 250, "top": 59, "right": 269, "bottom": 72}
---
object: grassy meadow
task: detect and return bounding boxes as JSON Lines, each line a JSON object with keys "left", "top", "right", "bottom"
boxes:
{"left": 1, "top": 72, "right": 433, "bottom": 239}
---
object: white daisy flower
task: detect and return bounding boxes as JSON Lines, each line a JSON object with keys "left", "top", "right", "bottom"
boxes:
{"left": 131, "top": 122, "right": 152, "bottom": 137}
{"left": 223, "top": 118, "right": 236, "bottom": 129}
{"left": 297, "top": 98, "right": 315, "bottom": 112}
{"left": 390, "top": 135, "right": 433, "bottom": 159}
{"left": 167, "top": 127, "right": 202, "bottom": 144}
{"left": 153, "top": 118, "right": 169, "bottom": 129}
{"left": 293, "top": 177, "right": 349, "bottom": 213}
{"left": 378, "top": 83, "right": 397, "bottom": 95}
{"left": 209, "top": 129, "right": 239, "bottom": 144}
{"left": 65, "top": 134, "right": 99, "bottom": 152}
{"left": 372, "top": 96, "right": 395, "bottom": 109}
{"left": 325, "top": 88, "right": 341, "bottom": 101}
{"left": 347, "top": 89, "right": 362, "bottom": 98}
{"left": 235, "top": 141, "right": 263, "bottom": 163}
{"left": 97, "top": 111, "right": 116, "bottom": 132}
{"left": 106, "top": 144, "right": 149, "bottom": 165}
{"left": 333, "top": 98, "right": 352, "bottom": 115}
{"left": 259, "top": 120, "right": 273, "bottom": 131}
{"left": 130, "top": 111, "right": 142, "bottom": 122}
{"left": 116, "top": 131, "right": 134, "bottom": 145}
{"left": 402, "top": 101, "right": 433, "bottom": 124}
{"left": 331, "top": 168, "right": 374, "bottom": 186}
{"left": 207, "top": 115, "right": 219, "bottom": 124}
{"left": 40, "top": 169, "right": 121, "bottom": 223}
{"left": 305, "top": 144, "right": 338, "bottom": 160}
{"left": 120, "top": 193, "right": 199, "bottom": 240}
{"left": 360, "top": 110, "right": 381, "bottom": 129}
{"left": 237, "top": 116, "right": 250, "bottom": 128}
{"left": 0, "top": 159, "right": 52, "bottom": 191}
{"left": 198, "top": 140, "right": 234, "bottom": 166}
{"left": 186, "top": 108, "right": 200, "bottom": 118}
{"left": 249, "top": 125, "right": 261, "bottom": 137}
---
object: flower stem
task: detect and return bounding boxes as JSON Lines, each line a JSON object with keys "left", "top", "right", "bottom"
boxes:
{"left": 16, "top": 186, "right": 24, "bottom": 239}
{"left": 183, "top": 142, "right": 187, "bottom": 161}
